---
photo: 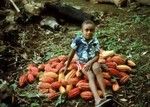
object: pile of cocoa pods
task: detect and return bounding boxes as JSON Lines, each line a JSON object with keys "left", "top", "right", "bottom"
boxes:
{"left": 18, "top": 50, "right": 136, "bottom": 100}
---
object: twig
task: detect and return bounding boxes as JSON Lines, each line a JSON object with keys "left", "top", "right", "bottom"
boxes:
{"left": 9, "top": 0, "right": 20, "bottom": 13}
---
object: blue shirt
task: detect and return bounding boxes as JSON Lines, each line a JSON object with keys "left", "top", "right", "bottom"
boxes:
{"left": 71, "top": 33, "right": 100, "bottom": 64}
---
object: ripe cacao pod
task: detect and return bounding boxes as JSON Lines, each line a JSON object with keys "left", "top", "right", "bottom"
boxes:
{"left": 68, "top": 77, "right": 79, "bottom": 85}
{"left": 19, "top": 74, "right": 27, "bottom": 87}
{"left": 127, "top": 59, "right": 136, "bottom": 67}
{"left": 119, "top": 75, "right": 130, "bottom": 84}
{"left": 117, "top": 65, "right": 132, "bottom": 72}
{"left": 39, "top": 76, "right": 54, "bottom": 83}
{"left": 108, "top": 68, "right": 120, "bottom": 76}
{"left": 68, "top": 87, "right": 80, "bottom": 98}
{"left": 47, "top": 91, "right": 59, "bottom": 100}
{"left": 59, "top": 86, "right": 66, "bottom": 94}
{"left": 39, "top": 88, "right": 49, "bottom": 94}
{"left": 105, "top": 62, "right": 117, "bottom": 69}
{"left": 43, "top": 72, "right": 58, "bottom": 78}
{"left": 51, "top": 81, "right": 61, "bottom": 89}
{"left": 118, "top": 72, "right": 128, "bottom": 78}
{"left": 37, "top": 82, "right": 51, "bottom": 89}
{"left": 65, "top": 69, "right": 76, "bottom": 81}
{"left": 66, "top": 84, "right": 73, "bottom": 92}
{"left": 80, "top": 91, "right": 93, "bottom": 100}
{"left": 76, "top": 82, "right": 90, "bottom": 91}
{"left": 111, "top": 55, "right": 125, "bottom": 65}
{"left": 27, "top": 73, "right": 35, "bottom": 83}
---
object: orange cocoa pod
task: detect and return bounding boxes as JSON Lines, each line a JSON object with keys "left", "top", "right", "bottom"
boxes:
{"left": 39, "top": 76, "right": 54, "bottom": 83}
{"left": 28, "top": 64, "right": 39, "bottom": 76}
{"left": 105, "top": 62, "right": 117, "bottom": 69}
{"left": 103, "top": 79, "right": 112, "bottom": 87}
{"left": 111, "top": 55, "right": 125, "bottom": 65}
{"left": 44, "top": 64, "right": 51, "bottom": 72}
{"left": 118, "top": 72, "right": 128, "bottom": 78}
{"left": 68, "top": 77, "right": 79, "bottom": 85}
{"left": 48, "top": 58, "right": 60, "bottom": 64}
{"left": 80, "top": 91, "right": 93, "bottom": 100}
{"left": 37, "top": 82, "right": 51, "bottom": 89}
{"left": 27, "top": 73, "right": 35, "bottom": 83}
{"left": 58, "top": 55, "right": 68, "bottom": 62}
{"left": 112, "top": 81, "right": 120, "bottom": 91}
{"left": 102, "top": 72, "right": 111, "bottom": 79}
{"left": 19, "top": 74, "right": 27, "bottom": 87}
{"left": 76, "top": 82, "right": 90, "bottom": 91}
{"left": 61, "top": 79, "right": 68, "bottom": 86}
{"left": 51, "top": 81, "right": 61, "bottom": 89}
{"left": 39, "top": 88, "right": 49, "bottom": 94}
{"left": 47, "top": 92, "right": 59, "bottom": 100}
{"left": 50, "top": 61, "right": 59, "bottom": 68}
{"left": 119, "top": 75, "right": 130, "bottom": 84}
{"left": 66, "top": 84, "right": 73, "bottom": 92}
{"left": 68, "top": 63, "right": 78, "bottom": 70}
{"left": 68, "top": 87, "right": 80, "bottom": 98}
{"left": 108, "top": 68, "right": 120, "bottom": 76}
{"left": 56, "top": 63, "right": 64, "bottom": 71}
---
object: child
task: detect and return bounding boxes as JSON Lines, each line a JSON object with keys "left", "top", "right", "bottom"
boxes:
{"left": 64, "top": 20, "right": 112, "bottom": 107}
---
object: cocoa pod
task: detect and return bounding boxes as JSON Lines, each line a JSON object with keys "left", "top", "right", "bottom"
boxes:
{"left": 27, "top": 73, "right": 35, "bottom": 83}
{"left": 37, "top": 82, "right": 51, "bottom": 89}
{"left": 51, "top": 81, "right": 61, "bottom": 89}
{"left": 111, "top": 55, "right": 125, "bottom": 65}
{"left": 80, "top": 91, "right": 93, "bottom": 100}
{"left": 19, "top": 74, "right": 27, "bottom": 87}
{"left": 108, "top": 68, "right": 120, "bottom": 76}
{"left": 39, "top": 76, "right": 54, "bottom": 83}
{"left": 68, "top": 77, "right": 79, "bottom": 85}
{"left": 68, "top": 87, "right": 80, "bottom": 98}
{"left": 119, "top": 75, "right": 130, "bottom": 84}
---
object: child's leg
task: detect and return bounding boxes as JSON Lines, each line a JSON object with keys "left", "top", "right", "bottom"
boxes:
{"left": 92, "top": 62, "right": 107, "bottom": 97}
{"left": 86, "top": 70, "right": 101, "bottom": 105}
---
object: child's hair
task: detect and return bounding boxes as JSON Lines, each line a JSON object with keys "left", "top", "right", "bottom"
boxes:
{"left": 81, "top": 20, "right": 95, "bottom": 28}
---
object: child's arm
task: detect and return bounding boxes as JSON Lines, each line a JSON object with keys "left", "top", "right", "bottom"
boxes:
{"left": 64, "top": 49, "right": 76, "bottom": 73}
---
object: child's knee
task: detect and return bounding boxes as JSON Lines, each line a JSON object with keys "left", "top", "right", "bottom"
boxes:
{"left": 92, "top": 62, "right": 102, "bottom": 74}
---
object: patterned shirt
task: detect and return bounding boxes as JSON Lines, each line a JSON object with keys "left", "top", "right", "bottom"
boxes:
{"left": 71, "top": 33, "right": 100, "bottom": 64}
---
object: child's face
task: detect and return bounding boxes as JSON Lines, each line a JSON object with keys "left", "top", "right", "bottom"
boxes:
{"left": 82, "top": 23, "right": 95, "bottom": 40}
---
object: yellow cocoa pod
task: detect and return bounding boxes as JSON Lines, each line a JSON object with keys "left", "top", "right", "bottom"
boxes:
{"left": 100, "top": 50, "right": 115, "bottom": 59}
{"left": 59, "top": 86, "right": 66, "bottom": 94}
{"left": 117, "top": 65, "right": 132, "bottom": 72}
{"left": 58, "top": 72, "right": 65, "bottom": 82}
{"left": 127, "top": 60, "right": 136, "bottom": 67}
{"left": 43, "top": 72, "right": 58, "bottom": 78}
{"left": 65, "top": 69, "right": 76, "bottom": 81}
{"left": 66, "top": 84, "right": 73, "bottom": 92}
